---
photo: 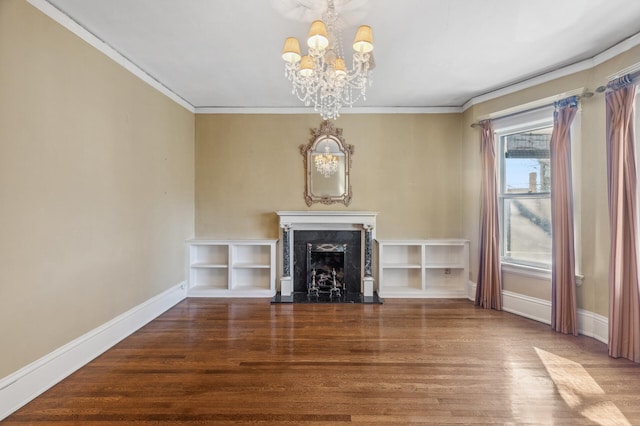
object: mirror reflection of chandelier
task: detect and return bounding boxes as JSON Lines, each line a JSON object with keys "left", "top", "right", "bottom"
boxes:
{"left": 281, "top": 0, "right": 374, "bottom": 120}
{"left": 314, "top": 145, "right": 339, "bottom": 178}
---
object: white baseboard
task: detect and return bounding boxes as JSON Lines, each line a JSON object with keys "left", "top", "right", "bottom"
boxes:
{"left": 502, "top": 290, "right": 553, "bottom": 325}
{"left": 0, "top": 281, "right": 187, "bottom": 421}
{"left": 576, "top": 309, "right": 609, "bottom": 344}
{"left": 467, "top": 280, "right": 608, "bottom": 344}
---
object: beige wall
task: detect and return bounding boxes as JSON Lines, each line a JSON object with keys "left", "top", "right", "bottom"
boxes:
{"left": 462, "top": 46, "right": 640, "bottom": 316}
{"left": 0, "top": 1, "right": 195, "bottom": 377}
{"left": 195, "top": 114, "right": 464, "bottom": 240}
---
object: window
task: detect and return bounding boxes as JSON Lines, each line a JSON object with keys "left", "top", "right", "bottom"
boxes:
{"left": 494, "top": 108, "right": 554, "bottom": 270}
{"left": 499, "top": 126, "right": 553, "bottom": 268}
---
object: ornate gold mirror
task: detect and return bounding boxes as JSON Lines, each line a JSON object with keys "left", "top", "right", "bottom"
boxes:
{"left": 300, "top": 120, "right": 354, "bottom": 206}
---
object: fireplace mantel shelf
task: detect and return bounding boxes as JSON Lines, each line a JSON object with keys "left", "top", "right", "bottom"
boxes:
{"left": 277, "top": 211, "right": 378, "bottom": 228}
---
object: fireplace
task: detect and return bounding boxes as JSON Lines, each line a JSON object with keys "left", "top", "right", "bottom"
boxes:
{"left": 306, "top": 243, "right": 346, "bottom": 297}
{"left": 294, "top": 231, "right": 361, "bottom": 295}
{"left": 276, "top": 211, "right": 377, "bottom": 301}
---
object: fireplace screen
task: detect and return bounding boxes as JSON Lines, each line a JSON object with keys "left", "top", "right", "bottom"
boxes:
{"left": 307, "top": 243, "right": 346, "bottom": 298}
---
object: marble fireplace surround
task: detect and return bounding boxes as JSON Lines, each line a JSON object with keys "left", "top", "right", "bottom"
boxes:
{"left": 277, "top": 211, "right": 377, "bottom": 299}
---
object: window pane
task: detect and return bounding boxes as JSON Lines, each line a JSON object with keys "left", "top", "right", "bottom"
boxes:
{"left": 502, "top": 197, "right": 551, "bottom": 267}
{"left": 504, "top": 130, "right": 551, "bottom": 194}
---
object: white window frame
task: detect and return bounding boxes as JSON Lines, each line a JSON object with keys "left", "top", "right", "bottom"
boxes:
{"left": 494, "top": 107, "right": 555, "bottom": 271}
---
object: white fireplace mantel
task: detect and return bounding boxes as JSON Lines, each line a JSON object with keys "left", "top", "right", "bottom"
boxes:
{"left": 276, "top": 211, "right": 377, "bottom": 299}
{"left": 277, "top": 211, "right": 377, "bottom": 230}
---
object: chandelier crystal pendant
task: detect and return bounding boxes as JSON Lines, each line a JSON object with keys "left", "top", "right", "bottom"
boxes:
{"left": 314, "top": 145, "right": 339, "bottom": 178}
{"left": 281, "top": 0, "right": 374, "bottom": 120}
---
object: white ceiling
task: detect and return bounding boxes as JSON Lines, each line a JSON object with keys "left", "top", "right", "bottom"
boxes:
{"left": 40, "top": 0, "right": 640, "bottom": 111}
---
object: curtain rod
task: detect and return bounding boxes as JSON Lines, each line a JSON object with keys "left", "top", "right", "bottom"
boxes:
{"left": 470, "top": 68, "right": 640, "bottom": 129}
{"left": 469, "top": 92, "right": 592, "bottom": 128}
{"left": 594, "top": 69, "right": 640, "bottom": 94}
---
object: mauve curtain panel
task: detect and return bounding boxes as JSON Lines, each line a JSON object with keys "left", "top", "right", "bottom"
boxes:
{"left": 475, "top": 121, "right": 502, "bottom": 310}
{"left": 606, "top": 82, "right": 640, "bottom": 363}
{"left": 549, "top": 99, "right": 578, "bottom": 335}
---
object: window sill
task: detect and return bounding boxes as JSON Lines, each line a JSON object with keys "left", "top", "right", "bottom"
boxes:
{"left": 502, "top": 262, "right": 551, "bottom": 281}
{"left": 501, "top": 262, "right": 584, "bottom": 286}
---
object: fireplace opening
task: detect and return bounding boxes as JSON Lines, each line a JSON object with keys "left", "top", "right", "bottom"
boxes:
{"left": 293, "top": 230, "right": 361, "bottom": 294}
{"left": 307, "top": 243, "right": 346, "bottom": 298}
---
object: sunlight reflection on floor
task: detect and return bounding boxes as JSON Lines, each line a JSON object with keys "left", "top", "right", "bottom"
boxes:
{"left": 535, "top": 347, "right": 631, "bottom": 426}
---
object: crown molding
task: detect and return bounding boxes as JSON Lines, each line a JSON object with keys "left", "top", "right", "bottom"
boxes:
{"left": 595, "top": 32, "right": 640, "bottom": 70}
{"left": 462, "top": 31, "right": 640, "bottom": 111}
{"left": 194, "top": 106, "right": 463, "bottom": 115}
{"left": 461, "top": 60, "right": 593, "bottom": 111}
{"left": 28, "top": 0, "right": 640, "bottom": 116}
{"left": 27, "top": 0, "right": 195, "bottom": 113}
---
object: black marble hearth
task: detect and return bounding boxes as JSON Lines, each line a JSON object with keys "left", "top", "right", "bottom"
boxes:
{"left": 271, "top": 291, "right": 383, "bottom": 304}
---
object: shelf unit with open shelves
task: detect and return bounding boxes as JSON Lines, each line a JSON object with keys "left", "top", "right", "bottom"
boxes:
{"left": 186, "top": 240, "right": 277, "bottom": 297}
{"left": 377, "top": 239, "right": 469, "bottom": 298}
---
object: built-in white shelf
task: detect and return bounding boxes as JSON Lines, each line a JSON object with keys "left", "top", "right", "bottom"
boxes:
{"left": 186, "top": 240, "right": 277, "bottom": 297}
{"left": 377, "top": 239, "right": 469, "bottom": 298}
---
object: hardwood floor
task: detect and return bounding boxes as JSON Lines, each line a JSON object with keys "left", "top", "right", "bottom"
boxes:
{"left": 5, "top": 298, "right": 640, "bottom": 425}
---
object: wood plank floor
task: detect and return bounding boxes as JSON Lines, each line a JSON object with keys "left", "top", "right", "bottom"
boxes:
{"left": 5, "top": 298, "right": 640, "bottom": 425}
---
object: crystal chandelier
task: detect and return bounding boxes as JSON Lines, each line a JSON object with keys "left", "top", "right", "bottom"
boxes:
{"left": 281, "top": 0, "right": 374, "bottom": 120}
{"left": 314, "top": 145, "right": 339, "bottom": 178}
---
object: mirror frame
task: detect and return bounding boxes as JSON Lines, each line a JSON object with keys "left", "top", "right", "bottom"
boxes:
{"left": 300, "top": 120, "right": 354, "bottom": 206}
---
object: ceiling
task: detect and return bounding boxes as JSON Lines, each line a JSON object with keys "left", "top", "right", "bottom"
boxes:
{"left": 41, "top": 0, "right": 640, "bottom": 111}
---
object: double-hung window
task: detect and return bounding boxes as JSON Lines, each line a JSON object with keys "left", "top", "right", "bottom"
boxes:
{"left": 495, "top": 109, "right": 554, "bottom": 270}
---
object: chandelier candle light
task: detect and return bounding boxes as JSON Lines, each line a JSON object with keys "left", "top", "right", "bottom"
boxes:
{"left": 315, "top": 145, "right": 339, "bottom": 178}
{"left": 281, "top": 0, "right": 374, "bottom": 120}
